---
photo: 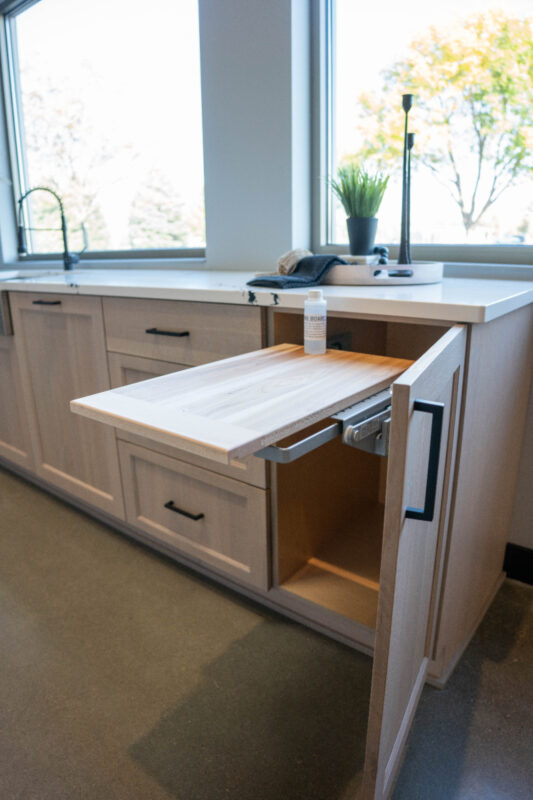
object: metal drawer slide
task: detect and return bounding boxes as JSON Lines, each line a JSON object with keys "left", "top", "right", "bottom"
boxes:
{"left": 255, "top": 389, "right": 392, "bottom": 463}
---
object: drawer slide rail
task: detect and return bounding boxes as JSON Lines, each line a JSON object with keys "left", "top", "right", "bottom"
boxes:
{"left": 255, "top": 389, "right": 392, "bottom": 463}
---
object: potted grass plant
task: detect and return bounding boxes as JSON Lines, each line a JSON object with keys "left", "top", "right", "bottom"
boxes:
{"left": 330, "top": 164, "right": 389, "bottom": 255}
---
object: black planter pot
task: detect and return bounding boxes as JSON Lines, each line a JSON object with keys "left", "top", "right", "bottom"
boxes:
{"left": 346, "top": 216, "right": 378, "bottom": 255}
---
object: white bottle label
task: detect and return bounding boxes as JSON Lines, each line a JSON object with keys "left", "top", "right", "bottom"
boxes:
{"left": 305, "top": 313, "right": 326, "bottom": 339}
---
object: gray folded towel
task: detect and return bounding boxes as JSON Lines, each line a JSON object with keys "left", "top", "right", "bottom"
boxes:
{"left": 247, "top": 254, "right": 348, "bottom": 289}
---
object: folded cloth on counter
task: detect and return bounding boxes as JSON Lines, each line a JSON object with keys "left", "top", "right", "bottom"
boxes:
{"left": 247, "top": 254, "right": 348, "bottom": 288}
{"left": 277, "top": 247, "right": 313, "bottom": 275}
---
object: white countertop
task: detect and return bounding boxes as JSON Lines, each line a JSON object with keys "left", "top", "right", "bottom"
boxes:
{"left": 0, "top": 268, "right": 531, "bottom": 323}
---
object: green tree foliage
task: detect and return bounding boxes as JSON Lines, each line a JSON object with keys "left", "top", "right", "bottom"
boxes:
{"left": 128, "top": 169, "right": 189, "bottom": 249}
{"left": 20, "top": 66, "right": 116, "bottom": 250}
{"left": 354, "top": 10, "right": 533, "bottom": 234}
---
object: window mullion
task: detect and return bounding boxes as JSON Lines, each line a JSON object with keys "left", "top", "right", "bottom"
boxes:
{"left": 4, "top": 14, "right": 32, "bottom": 240}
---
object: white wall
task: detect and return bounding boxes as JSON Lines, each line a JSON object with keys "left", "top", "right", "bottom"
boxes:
{"left": 199, "top": 0, "right": 310, "bottom": 271}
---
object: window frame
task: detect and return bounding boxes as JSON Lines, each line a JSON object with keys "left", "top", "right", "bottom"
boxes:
{"left": 312, "top": 0, "right": 533, "bottom": 269}
{"left": 0, "top": 0, "right": 206, "bottom": 265}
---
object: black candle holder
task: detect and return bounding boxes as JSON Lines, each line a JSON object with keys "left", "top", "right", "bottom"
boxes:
{"left": 398, "top": 94, "right": 414, "bottom": 265}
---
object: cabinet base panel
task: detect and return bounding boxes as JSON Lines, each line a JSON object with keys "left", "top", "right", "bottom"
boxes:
{"left": 503, "top": 543, "right": 533, "bottom": 586}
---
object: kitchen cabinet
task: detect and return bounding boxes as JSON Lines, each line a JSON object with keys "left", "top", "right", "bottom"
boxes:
{"left": 71, "top": 324, "right": 466, "bottom": 799}
{"left": 1, "top": 282, "right": 531, "bottom": 800}
{"left": 105, "top": 342, "right": 269, "bottom": 580}
{"left": 0, "top": 314, "right": 34, "bottom": 470}
{"left": 9, "top": 293, "right": 124, "bottom": 517}
{"left": 426, "top": 303, "right": 533, "bottom": 684}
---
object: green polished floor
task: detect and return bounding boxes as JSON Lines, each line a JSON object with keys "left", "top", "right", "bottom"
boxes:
{"left": 0, "top": 465, "right": 531, "bottom": 800}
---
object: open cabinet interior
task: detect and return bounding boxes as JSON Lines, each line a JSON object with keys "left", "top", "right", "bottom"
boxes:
{"left": 276, "top": 424, "right": 386, "bottom": 630}
{"left": 272, "top": 311, "right": 452, "bottom": 638}
{"left": 273, "top": 311, "right": 450, "bottom": 361}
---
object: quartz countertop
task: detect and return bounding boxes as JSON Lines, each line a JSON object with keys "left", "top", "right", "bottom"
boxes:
{"left": 0, "top": 268, "right": 531, "bottom": 323}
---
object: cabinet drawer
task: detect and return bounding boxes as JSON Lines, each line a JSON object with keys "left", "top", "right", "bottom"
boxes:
{"left": 103, "top": 297, "right": 264, "bottom": 366}
{"left": 119, "top": 441, "right": 269, "bottom": 590}
{"left": 108, "top": 352, "right": 189, "bottom": 388}
{"left": 108, "top": 352, "right": 267, "bottom": 488}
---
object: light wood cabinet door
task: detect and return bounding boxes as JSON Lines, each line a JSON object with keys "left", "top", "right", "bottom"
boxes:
{"left": 363, "top": 325, "right": 466, "bottom": 799}
{"left": 0, "top": 332, "right": 34, "bottom": 469}
{"left": 10, "top": 293, "right": 124, "bottom": 518}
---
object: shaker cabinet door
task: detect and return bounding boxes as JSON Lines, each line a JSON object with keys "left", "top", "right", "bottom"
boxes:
{"left": 0, "top": 331, "right": 34, "bottom": 469}
{"left": 362, "top": 325, "right": 466, "bottom": 799}
{"left": 10, "top": 293, "right": 124, "bottom": 518}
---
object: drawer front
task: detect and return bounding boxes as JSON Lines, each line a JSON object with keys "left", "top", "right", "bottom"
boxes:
{"left": 103, "top": 297, "right": 264, "bottom": 366}
{"left": 108, "top": 352, "right": 188, "bottom": 388}
{"left": 119, "top": 441, "right": 269, "bottom": 590}
{"left": 109, "top": 352, "right": 267, "bottom": 488}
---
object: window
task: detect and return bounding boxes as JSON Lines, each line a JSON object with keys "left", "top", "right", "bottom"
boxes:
{"left": 318, "top": 0, "right": 533, "bottom": 263}
{"left": 3, "top": 0, "right": 205, "bottom": 259}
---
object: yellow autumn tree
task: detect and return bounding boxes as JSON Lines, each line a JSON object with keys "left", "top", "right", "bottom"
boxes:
{"left": 353, "top": 10, "right": 533, "bottom": 234}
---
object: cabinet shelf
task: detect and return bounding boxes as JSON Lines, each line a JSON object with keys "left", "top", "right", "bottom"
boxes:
{"left": 280, "top": 502, "right": 383, "bottom": 629}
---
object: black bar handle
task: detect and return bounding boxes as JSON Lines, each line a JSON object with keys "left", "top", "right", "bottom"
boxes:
{"left": 145, "top": 327, "right": 189, "bottom": 338}
{"left": 405, "top": 399, "right": 445, "bottom": 522}
{"left": 32, "top": 299, "right": 61, "bottom": 305}
{"left": 164, "top": 500, "right": 204, "bottom": 521}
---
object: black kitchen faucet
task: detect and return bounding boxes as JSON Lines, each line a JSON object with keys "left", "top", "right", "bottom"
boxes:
{"left": 17, "top": 186, "right": 80, "bottom": 271}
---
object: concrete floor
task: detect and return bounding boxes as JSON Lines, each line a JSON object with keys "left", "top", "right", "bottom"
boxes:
{"left": 0, "top": 465, "right": 531, "bottom": 800}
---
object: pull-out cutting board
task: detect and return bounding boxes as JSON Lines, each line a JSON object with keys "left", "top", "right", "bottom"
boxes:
{"left": 71, "top": 344, "right": 412, "bottom": 465}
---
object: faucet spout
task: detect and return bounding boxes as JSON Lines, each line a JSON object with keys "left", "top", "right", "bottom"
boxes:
{"left": 17, "top": 186, "right": 79, "bottom": 271}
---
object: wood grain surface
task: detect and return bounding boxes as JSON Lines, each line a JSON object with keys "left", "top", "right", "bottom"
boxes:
{"left": 11, "top": 292, "right": 125, "bottom": 518}
{"left": 103, "top": 296, "right": 265, "bottom": 366}
{"left": 71, "top": 344, "right": 412, "bottom": 464}
{"left": 362, "top": 325, "right": 466, "bottom": 800}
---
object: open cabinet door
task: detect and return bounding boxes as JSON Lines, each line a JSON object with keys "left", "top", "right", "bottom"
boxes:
{"left": 362, "top": 325, "right": 466, "bottom": 800}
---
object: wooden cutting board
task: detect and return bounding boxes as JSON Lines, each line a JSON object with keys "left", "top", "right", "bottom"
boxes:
{"left": 71, "top": 344, "right": 412, "bottom": 464}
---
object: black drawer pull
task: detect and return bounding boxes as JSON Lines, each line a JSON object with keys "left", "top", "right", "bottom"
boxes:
{"left": 32, "top": 299, "right": 62, "bottom": 305}
{"left": 405, "top": 400, "right": 445, "bottom": 522}
{"left": 164, "top": 500, "right": 204, "bottom": 521}
{"left": 145, "top": 327, "right": 190, "bottom": 338}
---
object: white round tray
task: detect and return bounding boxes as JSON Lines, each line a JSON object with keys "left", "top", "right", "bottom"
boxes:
{"left": 323, "top": 261, "right": 443, "bottom": 286}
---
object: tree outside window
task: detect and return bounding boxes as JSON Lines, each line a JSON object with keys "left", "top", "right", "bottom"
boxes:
{"left": 331, "top": 1, "right": 533, "bottom": 249}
